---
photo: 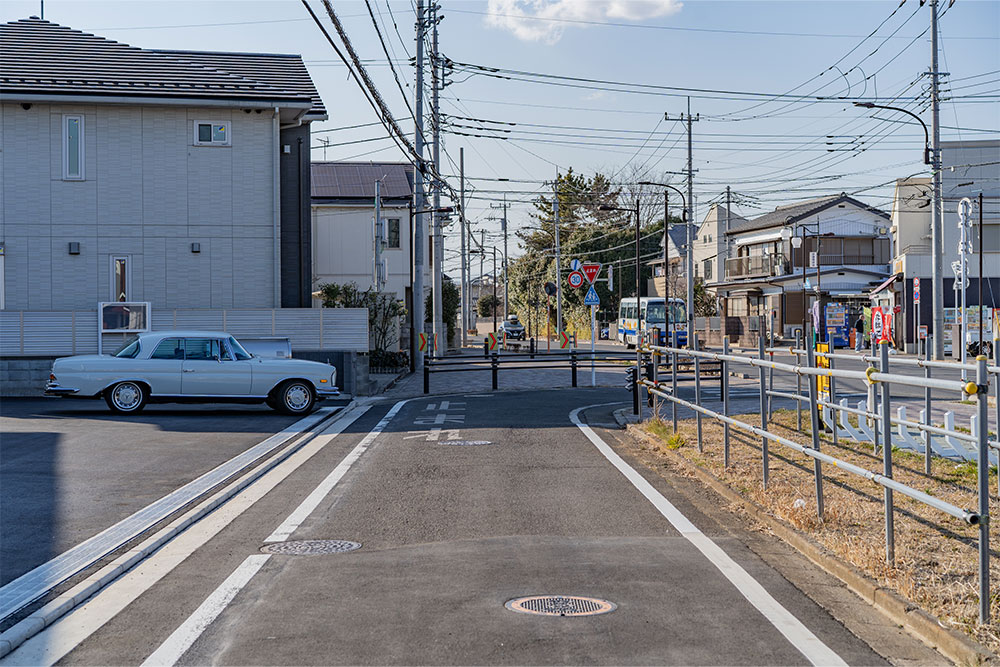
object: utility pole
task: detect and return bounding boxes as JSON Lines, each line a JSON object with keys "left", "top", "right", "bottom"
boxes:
{"left": 374, "top": 179, "right": 383, "bottom": 291}
{"left": 503, "top": 194, "right": 509, "bottom": 318}
{"left": 667, "top": 99, "right": 699, "bottom": 345}
{"left": 554, "top": 173, "right": 563, "bottom": 335}
{"left": 930, "top": 0, "right": 945, "bottom": 359}
{"left": 459, "top": 147, "right": 467, "bottom": 347}
{"left": 480, "top": 230, "right": 485, "bottom": 324}
{"left": 430, "top": 2, "right": 444, "bottom": 352}
{"left": 412, "top": 0, "right": 426, "bottom": 369}
{"left": 489, "top": 196, "right": 510, "bottom": 318}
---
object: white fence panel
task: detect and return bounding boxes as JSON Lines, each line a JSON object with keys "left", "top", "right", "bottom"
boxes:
{"left": 0, "top": 312, "right": 22, "bottom": 356}
{"left": 225, "top": 310, "right": 277, "bottom": 338}
{"left": 2, "top": 308, "right": 371, "bottom": 356}
{"left": 172, "top": 310, "right": 225, "bottom": 332}
{"left": 23, "top": 312, "right": 74, "bottom": 356}
{"left": 275, "top": 309, "right": 322, "bottom": 349}
{"left": 322, "top": 308, "right": 369, "bottom": 352}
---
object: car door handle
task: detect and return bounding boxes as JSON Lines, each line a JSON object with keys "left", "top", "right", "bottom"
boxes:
{"left": 183, "top": 369, "right": 196, "bottom": 373}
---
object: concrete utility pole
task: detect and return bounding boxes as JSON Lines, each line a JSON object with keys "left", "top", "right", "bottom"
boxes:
{"left": 480, "top": 230, "right": 485, "bottom": 323}
{"left": 669, "top": 97, "right": 699, "bottom": 344}
{"left": 930, "top": 0, "right": 945, "bottom": 359}
{"left": 490, "top": 196, "right": 510, "bottom": 317}
{"left": 374, "top": 179, "right": 383, "bottom": 291}
{"left": 413, "top": 0, "right": 426, "bottom": 369}
{"left": 459, "top": 147, "right": 467, "bottom": 346}
{"left": 554, "top": 173, "right": 563, "bottom": 334}
{"left": 430, "top": 2, "right": 444, "bottom": 352}
{"left": 502, "top": 194, "right": 509, "bottom": 318}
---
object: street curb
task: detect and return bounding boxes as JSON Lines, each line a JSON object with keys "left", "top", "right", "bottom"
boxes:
{"left": 0, "top": 403, "right": 354, "bottom": 660}
{"left": 622, "top": 418, "right": 995, "bottom": 666}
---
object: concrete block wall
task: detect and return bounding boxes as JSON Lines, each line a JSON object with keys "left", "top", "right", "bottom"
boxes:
{"left": 0, "top": 357, "right": 53, "bottom": 396}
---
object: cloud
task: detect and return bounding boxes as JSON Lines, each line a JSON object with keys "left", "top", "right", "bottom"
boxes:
{"left": 485, "top": 0, "right": 683, "bottom": 44}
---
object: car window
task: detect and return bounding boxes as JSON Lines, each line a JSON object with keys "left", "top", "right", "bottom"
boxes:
{"left": 151, "top": 338, "right": 184, "bottom": 360}
{"left": 228, "top": 337, "right": 253, "bottom": 361}
{"left": 114, "top": 339, "right": 141, "bottom": 358}
{"left": 184, "top": 338, "right": 221, "bottom": 360}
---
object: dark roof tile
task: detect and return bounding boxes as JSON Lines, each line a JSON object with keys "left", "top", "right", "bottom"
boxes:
{"left": 1, "top": 18, "right": 319, "bottom": 111}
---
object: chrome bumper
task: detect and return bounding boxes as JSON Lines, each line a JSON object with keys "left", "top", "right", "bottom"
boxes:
{"left": 317, "top": 387, "right": 341, "bottom": 398}
{"left": 45, "top": 382, "right": 80, "bottom": 396}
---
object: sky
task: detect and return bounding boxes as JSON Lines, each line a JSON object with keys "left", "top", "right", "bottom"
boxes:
{"left": 3, "top": 0, "right": 998, "bottom": 276}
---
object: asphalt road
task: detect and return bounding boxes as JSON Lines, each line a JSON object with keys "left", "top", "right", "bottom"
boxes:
{"left": 3, "top": 388, "right": 943, "bottom": 665}
{"left": 0, "top": 398, "right": 345, "bottom": 586}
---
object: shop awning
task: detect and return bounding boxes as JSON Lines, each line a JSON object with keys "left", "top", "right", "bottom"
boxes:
{"left": 869, "top": 274, "right": 898, "bottom": 296}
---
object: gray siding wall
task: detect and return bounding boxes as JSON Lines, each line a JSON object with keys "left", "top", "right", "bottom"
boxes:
{"left": 0, "top": 102, "right": 277, "bottom": 311}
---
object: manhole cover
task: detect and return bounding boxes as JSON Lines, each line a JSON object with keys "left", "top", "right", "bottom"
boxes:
{"left": 260, "top": 540, "right": 361, "bottom": 555}
{"left": 439, "top": 440, "right": 493, "bottom": 446}
{"left": 505, "top": 595, "right": 616, "bottom": 617}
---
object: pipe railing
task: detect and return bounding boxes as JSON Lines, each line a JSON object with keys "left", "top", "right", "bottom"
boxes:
{"left": 636, "top": 338, "right": 993, "bottom": 624}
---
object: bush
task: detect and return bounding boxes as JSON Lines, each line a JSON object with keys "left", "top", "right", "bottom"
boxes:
{"left": 478, "top": 293, "right": 500, "bottom": 317}
{"left": 316, "top": 281, "right": 406, "bottom": 353}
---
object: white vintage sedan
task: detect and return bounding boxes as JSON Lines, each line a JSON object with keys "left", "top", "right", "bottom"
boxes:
{"left": 45, "top": 331, "right": 339, "bottom": 415}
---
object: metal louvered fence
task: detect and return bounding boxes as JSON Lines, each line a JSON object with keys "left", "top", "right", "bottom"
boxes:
{"left": 0, "top": 308, "right": 369, "bottom": 357}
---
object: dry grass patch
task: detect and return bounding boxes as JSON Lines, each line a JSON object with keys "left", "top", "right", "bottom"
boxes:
{"left": 636, "top": 409, "right": 1000, "bottom": 653}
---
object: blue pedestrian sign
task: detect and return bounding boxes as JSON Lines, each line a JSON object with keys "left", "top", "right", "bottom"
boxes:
{"left": 584, "top": 285, "right": 600, "bottom": 306}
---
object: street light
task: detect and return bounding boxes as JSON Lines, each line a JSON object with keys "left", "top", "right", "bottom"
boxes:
{"left": 639, "top": 181, "right": 688, "bottom": 345}
{"left": 854, "top": 100, "right": 942, "bottom": 359}
{"left": 853, "top": 102, "right": 930, "bottom": 165}
{"left": 782, "top": 221, "right": 823, "bottom": 345}
{"left": 410, "top": 204, "right": 453, "bottom": 370}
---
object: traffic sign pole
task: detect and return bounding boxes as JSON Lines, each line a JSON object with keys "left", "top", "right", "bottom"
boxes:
{"left": 591, "top": 304, "right": 596, "bottom": 387}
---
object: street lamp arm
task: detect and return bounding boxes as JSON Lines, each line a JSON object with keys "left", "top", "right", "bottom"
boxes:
{"left": 853, "top": 102, "right": 930, "bottom": 165}
{"left": 638, "top": 181, "right": 687, "bottom": 222}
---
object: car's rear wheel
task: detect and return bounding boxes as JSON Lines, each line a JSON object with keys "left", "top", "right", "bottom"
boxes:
{"left": 273, "top": 380, "right": 315, "bottom": 415}
{"left": 105, "top": 381, "right": 147, "bottom": 414}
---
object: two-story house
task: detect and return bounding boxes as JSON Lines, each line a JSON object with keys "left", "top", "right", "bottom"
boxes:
{"left": 0, "top": 18, "right": 372, "bottom": 394}
{"left": 311, "top": 161, "right": 424, "bottom": 351}
{"left": 714, "top": 194, "right": 892, "bottom": 344}
{"left": 888, "top": 140, "right": 1000, "bottom": 352}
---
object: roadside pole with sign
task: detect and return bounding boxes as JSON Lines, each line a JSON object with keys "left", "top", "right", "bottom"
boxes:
{"left": 583, "top": 269, "right": 602, "bottom": 387}
{"left": 913, "top": 277, "right": 921, "bottom": 354}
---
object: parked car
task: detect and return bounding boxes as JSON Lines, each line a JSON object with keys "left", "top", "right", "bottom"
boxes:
{"left": 45, "top": 331, "right": 339, "bottom": 415}
{"left": 500, "top": 314, "right": 526, "bottom": 340}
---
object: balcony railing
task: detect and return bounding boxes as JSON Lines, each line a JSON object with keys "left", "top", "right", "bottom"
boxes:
{"left": 726, "top": 255, "right": 783, "bottom": 279}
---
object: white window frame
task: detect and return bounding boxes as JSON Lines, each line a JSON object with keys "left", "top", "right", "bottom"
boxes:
{"left": 62, "top": 114, "right": 85, "bottom": 180}
{"left": 110, "top": 255, "right": 131, "bottom": 302}
{"left": 193, "top": 120, "right": 232, "bottom": 147}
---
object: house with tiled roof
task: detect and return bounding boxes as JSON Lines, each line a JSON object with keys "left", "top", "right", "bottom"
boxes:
{"left": 310, "top": 162, "right": 420, "bottom": 352}
{"left": 710, "top": 193, "right": 892, "bottom": 345}
{"left": 0, "top": 17, "right": 326, "bottom": 312}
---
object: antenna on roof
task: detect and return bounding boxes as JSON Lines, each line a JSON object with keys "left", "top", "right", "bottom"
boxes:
{"left": 40, "top": 0, "right": 43, "bottom": 20}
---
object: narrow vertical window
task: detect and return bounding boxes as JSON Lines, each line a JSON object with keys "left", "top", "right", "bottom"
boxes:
{"left": 63, "top": 115, "right": 84, "bottom": 180}
{"left": 112, "top": 256, "right": 129, "bottom": 301}
{"left": 387, "top": 219, "right": 400, "bottom": 248}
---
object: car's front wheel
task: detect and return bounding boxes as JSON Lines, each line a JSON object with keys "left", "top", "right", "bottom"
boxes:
{"left": 105, "top": 381, "right": 147, "bottom": 414}
{"left": 272, "top": 380, "right": 315, "bottom": 415}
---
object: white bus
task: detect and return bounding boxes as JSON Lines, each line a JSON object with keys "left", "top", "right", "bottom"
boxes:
{"left": 617, "top": 297, "right": 687, "bottom": 348}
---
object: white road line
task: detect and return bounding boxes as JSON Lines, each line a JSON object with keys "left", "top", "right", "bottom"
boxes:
{"left": 0, "top": 405, "right": 371, "bottom": 667}
{"left": 570, "top": 404, "right": 847, "bottom": 667}
{"left": 140, "top": 555, "right": 270, "bottom": 667}
{"left": 265, "top": 399, "right": 410, "bottom": 543}
{"left": 0, "top": 406, "right": 337, "bottom": 622}
{"left": 143, "top": 399, "right": 410, "bottom": 666}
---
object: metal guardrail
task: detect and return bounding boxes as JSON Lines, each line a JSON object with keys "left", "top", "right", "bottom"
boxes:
{"left": 422, "top": 349, "right": 636, "bottom": 393}
{"left": 637, "top": 338, "right": 995, "bottom": 625}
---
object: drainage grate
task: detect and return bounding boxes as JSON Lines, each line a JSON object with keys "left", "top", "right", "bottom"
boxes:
{"left": 439, "top": 440, "right": 493, "bottom": 446}
{"left": 260, "top": 540, "right": 361, "bottom": 555}
{"left": 505, "top": 595, "right": 616, "bottom": 617}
